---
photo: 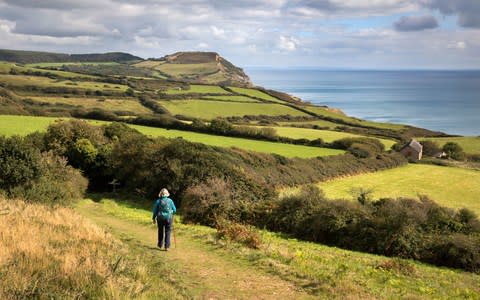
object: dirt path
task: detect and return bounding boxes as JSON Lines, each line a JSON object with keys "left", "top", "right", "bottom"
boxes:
{"left": 77, "top": 201, "right": 314, "bottom": 300}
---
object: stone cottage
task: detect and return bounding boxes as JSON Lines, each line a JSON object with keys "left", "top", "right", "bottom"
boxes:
{"left": 400, "top": 139, "right": 423, "bottom": 161}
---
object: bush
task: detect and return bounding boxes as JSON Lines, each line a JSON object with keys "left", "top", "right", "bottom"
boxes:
{"left": 182, "top": 178, "right": 255, "bottom": 226}
{"left": 0, "top": 135, "right": 42, "bottom": 193}
{"left": 443, "top": 142, "right": 465, "bottom": 160}
{"left": 14, "top": 152, "right": 88, "bottom": 205}
{"left": 216, "top": 220, "right": 262, "bottom": 249}
{"left": 0, "top": 136, "right": 88, "bottom": 205}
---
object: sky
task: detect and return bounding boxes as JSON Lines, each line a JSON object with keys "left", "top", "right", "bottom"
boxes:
{"left": 0, "top": 0, "right": 479, "bottom": 69}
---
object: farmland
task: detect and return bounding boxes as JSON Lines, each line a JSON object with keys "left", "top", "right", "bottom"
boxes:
{"left": 421, "top": 136, "right": 480, "bottom": 154}
{"left": 28, "top": 96, "right": 152, "bottom": 114}
{"left": 319, "top": 164, "right": 480, "bottom": 214}
{"left": 0, "top": 115, "right": 344, "bottom": 158}
{"left": 267, "top": 126, "right": 397, "bottom": 148}
{"left": 129, "top": 125, "right": 345, "bottom": 158}
{"left": 164, "top": 84, "right": 230, "bottom": 95}
{"left": 0, "top": 74, "right": 128, "bottom": 91}
{"left": 201, "top": 95, "right": 262, "bottom": 103}
{"left": 159, "top": 99, "right": 310, "bottom": 119}
{"left": 228, "top": 86, "right": 285, "bottom": 102}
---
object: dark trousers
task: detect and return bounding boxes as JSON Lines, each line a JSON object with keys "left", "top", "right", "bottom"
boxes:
{"left": 157, "top": 218, "right": 172, "bottom": 249}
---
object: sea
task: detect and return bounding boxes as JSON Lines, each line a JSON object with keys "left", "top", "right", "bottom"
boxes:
{"left": 245, "top": 68, "right": 480, "bottom": 136}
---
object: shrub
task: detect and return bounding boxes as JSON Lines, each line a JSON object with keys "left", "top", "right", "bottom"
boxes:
{"left": 0, "top": 135, "right": 42, "bottom": 193}
{"left": 14, "top": 152, "right": 88, "bottom": 205}
{"left": 443, "top": 142, "right": 465, "bottom": 160}
{"left": 216, "top": 220, "right": 262, "bottom": 249}
{"left": 420, "top": 140, "right": 441, "bottom": 157}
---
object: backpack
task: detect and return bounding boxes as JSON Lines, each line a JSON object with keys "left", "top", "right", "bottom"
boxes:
{"left": 157, "top": 197, "right": 173, "bottom": 221}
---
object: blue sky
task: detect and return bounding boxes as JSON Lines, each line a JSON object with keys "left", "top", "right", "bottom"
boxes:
{"left": 0, "top": 0, "right": 479, "bottom": 69}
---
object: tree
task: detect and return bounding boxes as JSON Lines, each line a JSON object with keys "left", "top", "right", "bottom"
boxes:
{"left": 443, "top": 142, "right": 465, "bottom": 160}
{"left": 420, "top": 140, "right": 441, "bottom": 157}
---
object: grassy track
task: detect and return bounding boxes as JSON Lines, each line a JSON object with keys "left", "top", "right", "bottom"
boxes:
{"left": 160, "top": 99, "right": 310, "bottom": 119}
{"left": 0, "top": 115, "right": 343, "bottom": 158}
{"left": 29, "top": 96, "right": 152, "bottom": 114}
{"left": 130, "top": 125, "right": 344, "bottom": 158}
{"left": 77, "top": 197, "right": 480, "bottom": 299}
{"left": 164, "top": 84, "right": 230, "bottom": 95}
{"left": 319, "top": 164, "right": 480, "bottom": 214}
{"left": 421, "top": 136, "right": 480, "bottom": 154}
{"left": 228, "top": 87, "right": 284, "bottom": 103}
{"left": 266, "top": 126, "right": 396, "bottom": 148}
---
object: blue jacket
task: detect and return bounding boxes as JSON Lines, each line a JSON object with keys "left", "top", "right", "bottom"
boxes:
{"left": 152, "top": 196, "right": 176, "bottom": 220}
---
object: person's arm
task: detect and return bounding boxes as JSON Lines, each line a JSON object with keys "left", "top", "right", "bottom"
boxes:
{"left": 152, "top": 199, "right": 159, "bottom": 222}
{"left": 170, "top": 199, "right": 177, "bottom": 214}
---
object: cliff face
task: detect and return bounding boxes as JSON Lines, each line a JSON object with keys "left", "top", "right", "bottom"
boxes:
{"left": 152, "top": 51, "right": 252, "bottom": 86}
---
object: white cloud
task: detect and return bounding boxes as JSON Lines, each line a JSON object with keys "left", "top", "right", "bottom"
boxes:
{"left": 196, "top": 42, "right": 209, "bottom": 49}
{"left": 278, "top": 35, "right": 298, "bottom": 51}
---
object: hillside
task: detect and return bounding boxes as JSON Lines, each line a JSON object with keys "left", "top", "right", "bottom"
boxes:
{"left": 134, "top": 51, "right": 252, "bottom": 86}
{"left": 0, "top": 49, "right": 142, "bottom": 64}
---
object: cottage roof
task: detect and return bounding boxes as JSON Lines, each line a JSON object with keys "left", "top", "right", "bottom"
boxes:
{"left": 402, "top": 139, "right": 423, "bottom": 153}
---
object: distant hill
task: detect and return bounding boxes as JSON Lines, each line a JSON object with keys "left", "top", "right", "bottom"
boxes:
{"left": 0, "top": 49, "right": 143, "bottom": 64}
{"left": 134, "top": 51, "right": 252, "bottom": 86}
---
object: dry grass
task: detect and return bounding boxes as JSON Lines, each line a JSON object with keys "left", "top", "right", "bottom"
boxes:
{"left": 0, "top": 198, "right": 166, "bottom": 299}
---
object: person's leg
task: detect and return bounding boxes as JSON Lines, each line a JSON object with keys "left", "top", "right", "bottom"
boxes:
{"left": 157, "top": 219, "right": 164, "bottom": 248}
{"left": 164, "top": 218, "right": 172, "bottom": 249}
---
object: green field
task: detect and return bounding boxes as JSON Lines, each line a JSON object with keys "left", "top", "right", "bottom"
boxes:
{"left": 164, "top": 84, "right": 230, "bottom": 95}
{"left": 276, "top": 119, "right": 340, "bottom": 129}
{"left": 160, "top": 99, "right": 310, "bottom": 119}
{"left": 228, "top": 87, "right": 284, "bottom": 103}
{"left": 155, "top": 62, "right": 218, "bottom": 77}
{"left": 0, "top": 75, "right": 128, "bottom": 91}
{"left": 421, "top": 136, "right": 480, "bottom": 154}
{"left": 319, "top": 164, "right": 480, "bottom": 214}
{"left": 26, "top": 62, "right": 119, "bottom": 68}
{"left": 80, "top": 197, "right": 480, "bottom": 299}
{"left": 0, "top": 115, "right": 343, "bottom": 158}
{"left": 267, "top": 126, "right": 397, "bottom": 148}
{"left": 0, "top": 62, "right": 94, "bottom": 79}
{"left": 201, "top": 95, "right": 261, "bottom": 103}
{"left": 29, "top": 96, "right": 152, "bottom": 114}
{"left": 130, "top": 125, "right": 344, "bottom": 158}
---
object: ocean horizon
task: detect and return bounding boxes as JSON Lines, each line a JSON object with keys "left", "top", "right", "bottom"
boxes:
{"left": 245, "top": 68, "right": 480, "bottom": 136}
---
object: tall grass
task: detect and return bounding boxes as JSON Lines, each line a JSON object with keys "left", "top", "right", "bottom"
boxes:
{"left": 0, "top": 198, "right": 172, "bottom": 299}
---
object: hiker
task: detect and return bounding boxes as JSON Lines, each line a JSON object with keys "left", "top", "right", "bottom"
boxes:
{"left": 152, "top": 188, "right": 176, "bottom": 251}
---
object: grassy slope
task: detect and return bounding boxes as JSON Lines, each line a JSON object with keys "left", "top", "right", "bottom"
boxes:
{"left": 0, "top": 61, "right": 95, "bottom": 79}
{"left": 421, "top": 136, "right": 480, "bottom": 154}
{"left": 319, "top": 164, "right": 480, "bottom": 214}
{"left": 0, "top": 115, "right": 343, "bottom": 158}
{"left": 77, "top": 197, "right": 480, "bottom": 299}
{"left": 229, "top": 86, "right": 285, "bottom": 103}
{"left": 0, "top": 74, "right": 127, "bottom": 91}
{"left": 156, "top": 62, "right": 218, "bottom": 77}
{"left": 0, "top": 198, "right": 179, "bottom": 299}
{"left": 129, "top": 124, "right": 344, "bottom": 158}
{"left": 267, "top": 126, "right": 397, "bottom": 148}
{"left": 29, "top": 96, "right": 152, "bottom": 114}
{"left": 164, "top": 84, "right": 230, "bottom": 95}
{"left": 160, "top": 100, "right": 310, "bottom": 119}
{"left": 201, "top": 95, "right": 262, "bottom": 103}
